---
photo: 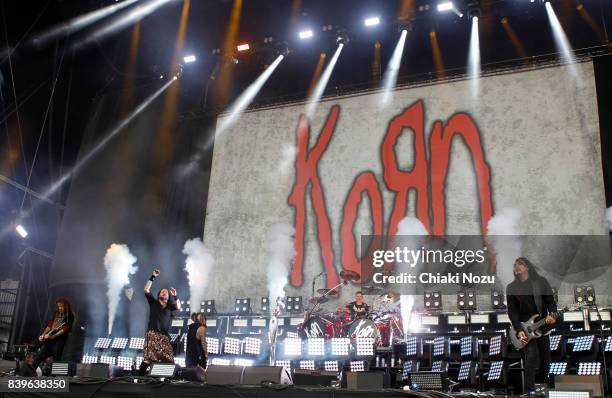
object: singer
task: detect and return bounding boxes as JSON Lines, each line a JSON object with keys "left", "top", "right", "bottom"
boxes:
{"left": 139, "top": 268, "right": 182, "bottom": 375}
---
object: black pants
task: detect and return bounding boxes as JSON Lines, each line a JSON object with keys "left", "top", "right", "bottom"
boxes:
{"left": 522, "top": 334, "right": 551, "bottom": 393}
{"left": 35, "top": 338, "right": 66, "bottom": 368}
{"left": 185, "top": 352, "right": 207, "bottom": 368}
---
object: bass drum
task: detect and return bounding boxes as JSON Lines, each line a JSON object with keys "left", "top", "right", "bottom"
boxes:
{"left": 348, "top": 319, "right": 381, "bottom": 343}
{"left": 299, "top": 316, "right": 335, "bottom": 339}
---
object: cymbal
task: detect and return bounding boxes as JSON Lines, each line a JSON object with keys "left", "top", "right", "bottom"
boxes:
{"left": 361, "top": 285, "right": 384, "bottom": 294}
{"left": 317, "top": 288, "right": 339, "bottom": 296}
{"left": 339, "top": 270, "right": 360, "bottom": 282}
{"left": 378, "top": 292, "right": 400, "bottom": 303}
{"left": 309, "top": 296, "right": 329, "bottom": 305}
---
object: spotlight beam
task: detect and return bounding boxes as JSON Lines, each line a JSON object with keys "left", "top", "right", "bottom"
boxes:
{"left": 381, "top": 30, "right": 408, "bottom": 106}
{"left": 306, "top": 44, "right": 344, "bottom": 117}
{"left": 545, "top": 2, "right": 577, "bottom": 76}
{"left": 42, "top": 78, "right": 178, "bottom": 200}
{"left": 74, "top": 0, "right": 178, "bottom": 50}
{"left": 31, "top": 0, "right": 139, "bottom": 48}
{"left": 468, "top": 16, "right": 481, "bottom": 98}
{"left": 214, "top": 55, "right": 285, "bottom": 139}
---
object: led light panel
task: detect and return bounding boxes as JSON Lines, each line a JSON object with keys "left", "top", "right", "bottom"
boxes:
{"left": 243, "top": 337, "right": 262, "bottom": 355}
{"left": 307, "top": 338, "right": 325, "bottom": 356}
{"left": 324, "top": 361, "right": 339, "bottom": 372}
{"left": 487, "top": 361, "right": 504, "bottom": 381}
{"left": 355, "top": 338, "right": 375, "bottom": 357}
{"left": 207, "top": 337, "right": 220, "bottom": 355}
{"left": 350, "top": 360, "right": 366, "bottom": 372}
{"left": 572, "top": 335, "right": 594, "bottom": 352}
{"left": 81, "top": 354, "right": 97, "bottom": 364}
{"left": 299, "top": 360, "right": 315, "bottom": 370}
{"left": 116, "top": 356, "right": 133, "bottom": 370}
{"left": 577, "top": 362, "right": 601, "bottom": 375}
{"left": 223, "top": 337, "right": 241, "bottom": 355}
{"left": 211, "top": 358, "right": 231, "bottom": 366}
{"left": 234, "top": 358, "right": 253, "bottom": 367}
{"left": 94, "top": 338, "right": 112, "bottom": 349}
{"left": 331, "top": 338, "right": 350, "bottom": 356}
{"left": 284, "top": 338, "right": 302, "bottom": 356}
{"left": 129, "top": 337, "right": 145, "bottom": 350}
{"left": 489, "top": 335, "right": 502, "bottom": 357}
{"left": 548, "top": 362, "right": 567, "bottom": 375}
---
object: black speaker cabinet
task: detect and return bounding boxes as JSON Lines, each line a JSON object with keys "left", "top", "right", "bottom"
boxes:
{"left": 205, "top": 365, "right": 245, "bottom": 385}
{"left": 243, "top": 366, "right": 292, "bottom": 385}
{"left": 293, "top": 369, "right": 336, "bottom": 387}
{"left": 346, "top": 371, "right": 388, "bottom": 389}
{"left": 178, "top": 366, "right": 206, "bottom": 382}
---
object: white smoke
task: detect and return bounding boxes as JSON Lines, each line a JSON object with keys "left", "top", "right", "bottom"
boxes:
{"left": 396, "top": 217, "right": 428, "bottom": 336}
{"left": 104, "top": 244, "right": 138, "bottom": 335}
{"left": 266, "top": 223, "right": 295, "bottom": 305}
{"left": 183, "top": 238, "right": 215, "bottom": 313}
{"left": 606, "top": 206, "right": 612, "bottom": 231}
{"left": 486, "top": 207, "right": 522, "bottom": 287}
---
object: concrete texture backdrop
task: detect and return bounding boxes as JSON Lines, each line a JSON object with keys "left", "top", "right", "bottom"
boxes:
{"left": 203, "top": 61, "right": 610, "bottom": 313}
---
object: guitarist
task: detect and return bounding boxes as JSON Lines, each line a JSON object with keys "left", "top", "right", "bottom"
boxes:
{"left": 35, "top": 298, "right": 75, "bottom": 368}
{"left": 507, "top": 257, "right": 557, "bottom": 394}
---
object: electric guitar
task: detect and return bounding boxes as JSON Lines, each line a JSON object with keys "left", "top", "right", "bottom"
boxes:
{"left": 509, "top": 305, "right": 579, "bottom": 350}
{"left": 35, "top": 320, "right": 67, "bottom": 348}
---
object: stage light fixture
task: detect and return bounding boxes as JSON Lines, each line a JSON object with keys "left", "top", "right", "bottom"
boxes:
{"left": 424, "top": 291, "right": 442, "bottom": 310}
{"left": 111, "top": 337, "right": 128, "bottom": 349}
{"left": 94, "top": 337, "right": 112, "bottom": 349}
{"left": 322, "top": 24, "right": 334, "bottom": 32}
{"left": 129, "top": 337, "right": 145, "bottom": 350}
{"left": 211, "top": 358, "right": 231, "bottom": 366}
{"left": 286, "top": 296, "right": 303, "bottom": 313}
{"left": 584, "top": 286, "right": 596, "bottom": 303}
{"left": 572, "top": 335, "right": 594, "bottom": 352}
{"left": 549, "top": 335, "right": 563, "bottom": 351}
{"left": 458, "top": 361, "right": 477, "bottom": 382}
{"left": 605, "top": 337, "right": 612, "bottom": 352}
{"left": 431, "top": 360, "right": 448, "bottom": 372}
{"left": 223, "top": 337, "right": 242, "bottom": 355}
{"left": 460, "top": 336, "right": 476, "bottom": 357}
{"left": 243, "top": 337, "right": 262, "bottom": 355}
{"left": 447, "top": 314, "right": 467, "bottom": 325}
{"left": 421, "top": 314, "right": 440, "bottom": 326}
{"left": 299, "top": 30, "right": 313, "bottom": 39}
{"left": 324, "top": 361, "right": 339, "bottom": 372}
{"left": 491, "top": 290, "right": 506, "bottom": 309}
{"left": 15, "top": 225, "right": 28, "bottom": 238}
{"left": 206, "top": 337, "right": 220, "bottom": 355}
{"left": 563, "top": 311, "right": 584, "bottom": 322}
{"left": 457, "top": 290, "right": 476, "bottom": 310}
{"left": 470, "top": 313, "right": 490, "bottom": 324}
{"left": 149, "top": 363, "right": 178, "bottom": 378}
{"left": 486, "top": 361, "right": 505, "bottom": 381}
{"left": 183, "top": 54, "right": 196, "bottom": 63}
{"left": 489, "top": 335, "right": 503, "bottom": 357}
{"left": 299, "top": 360, "right": 315, "bottom": 370}
{"left": 273, "top": 42, "right": 290, "bottom": 58}
{"left": 100, "top": 355, "right": 116, "bottom": 365}
{"left": 135, "top": 356, "right": 143, "bottom": 367}
{"left": 237, "top": 43, "right": 250, "bottom": 52}
{"left": 81, "top": 354, "right": 98, "bottom": 364}
{"left": 350, "top": 360, "right": 366, "bottom": 372}
{"left": 401, "top": 360, "right": 419, "bottom": 380}
{"left": 407, "top": 372, "right": 448, "bottom": 391}
{"left": 284, "top": 338, "right": 303, "bottom": 357}
{"left": 548, "top": 362, "right": 567, "bottom": 375}
{"left": 364, "top": 17, "right": 380, "bottom": 27}
{"left": 574, "top": 285, "right": 587, "bottom": 303}
{"left": 263, "top": 36, "right": 274, "bottom": 44}
{"left": 307, "top": 338, "right": 325, "bottom": 356}
{"left": 203, "top": 300, "right": 216, "bottom": 315}
{"left": 355, "top": 338, "right": 375, "bottom": 357}
{"left": 547, "top": 391, "right": 593, "bottom": 398}
{"left": 276, "top": 360, "right": 291, "bottom": 368}
{"left": 432, "top": 337, "right": 449, "bottom": 357}
{"left": 261, "top": 297, "right": 270, "bottom": 313}
{"left": 51, "top": 362, "right": 75, "bottom": 376}
{"left": 437, "top": 1, "right": 454, "bottom": 12}
{"left": 116, "top": 356, "right": 133, "bottom": 370}
{"left": 406, "top": 336, "right": 422, "bottom": 357}
{"left": 234, "top": 358, "right": 253, "bottom": 367}
{"left": 577, "top": 362, "right": 601, "bottom": 375}
{"left": 174, "top": 357, "right": 186, "bottom": 368}
{"left": 235, "top": 298, "right": 251, "bottom": 314}
{"left": 496, "top": 313, "right": 511, "bottom": 324}
{"left": 286, "top": 331, "right": 298, "bottom": 339}
{"left": 467, "top": 2, "right": 481, "bottom": 20}
{"left": 169, "top": 333, "right": 180, "bottom": 343}
{"left": 331, "top": 338, "right": 350, "bottom": 356}
{"left": 336, "top": 32, "right": 350, "bottom": 46}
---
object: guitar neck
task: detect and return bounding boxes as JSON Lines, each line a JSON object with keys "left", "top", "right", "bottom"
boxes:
{"left": 533, "top": 309, "right": 564, "bottom": 330}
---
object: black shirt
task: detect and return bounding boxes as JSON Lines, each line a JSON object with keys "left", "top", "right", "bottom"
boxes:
{"left": 145, "top": 292, "right": 178, "bottom": 335}
{"left": 346, "top": 301, "right": 369, "bottom": 318}
{"left": 506, "top": 276, "right": 557, "bottom": 332}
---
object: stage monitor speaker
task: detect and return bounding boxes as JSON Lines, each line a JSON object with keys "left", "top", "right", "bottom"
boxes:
{"left": 51, "top": 361, "right": 76, "bottom": 376}
{"left": 205, "top": 365, "right": 245, "bottom": 385}
{"left": 293, "top": 369, "right": 336, "bottom": 387}
{"left": 552, "top": 375, "right": 603, "bottom": 398}
{"left": 346, "top": 371, "right": 387, "bottom": 389}
{"left": 243, "top": 366, "right": 292, "bottom": 385}
{"left": 178, "top": 366, "right": 206, "bottom": 382}
{"left": 0, "top": 360, "right": 16, "bottom": 375}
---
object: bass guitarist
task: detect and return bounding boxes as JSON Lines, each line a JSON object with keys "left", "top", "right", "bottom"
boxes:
{"left": 35, "top": 298, "right": 75, "bottom": 369}
{"left": 506, "top": 257, "right": 557, "bottom": 395}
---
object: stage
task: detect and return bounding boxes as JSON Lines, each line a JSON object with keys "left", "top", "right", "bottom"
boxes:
{"left": 0, "top": 377, "right": 516, "bottom": 398}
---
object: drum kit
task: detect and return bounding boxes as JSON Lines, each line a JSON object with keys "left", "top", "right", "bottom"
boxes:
{"left": 298, "top": 270, "right": 404, "bottom": 347}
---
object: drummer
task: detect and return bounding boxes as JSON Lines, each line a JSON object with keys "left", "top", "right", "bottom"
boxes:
{"left": 345, "top": 291, "right": 370, "bottom": 319}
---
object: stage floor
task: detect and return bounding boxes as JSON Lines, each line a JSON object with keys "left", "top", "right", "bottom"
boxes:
{"left": 1, "top": 378, "right": 518, "bottom": 398}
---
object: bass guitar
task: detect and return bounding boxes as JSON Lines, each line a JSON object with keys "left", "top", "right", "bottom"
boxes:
{"left": 509, "top": 305, "right": 578, "bottom": 350}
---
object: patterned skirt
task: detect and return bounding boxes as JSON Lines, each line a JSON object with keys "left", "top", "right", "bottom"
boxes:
{"left": 143, "top": 330, "right": 174, "bottom": 363}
